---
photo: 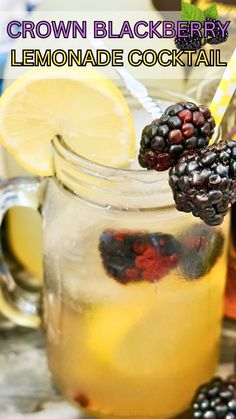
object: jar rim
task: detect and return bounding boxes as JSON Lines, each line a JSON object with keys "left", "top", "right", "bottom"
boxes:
{"left": 51, "top": 87, "right": 221, "bottom": 212}
{"left": 51, "top": 86, "right": 197, "bottom": 184}
{"left": 52, "top": 134, "right": 168, "bottom": 184}
{"left": 51, "top": 86, "right": 220, "bottom": 183}
{"left": 52, "top": 133, "right": 175, "bottom": 210}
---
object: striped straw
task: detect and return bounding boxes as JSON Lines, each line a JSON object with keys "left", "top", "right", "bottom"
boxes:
{"left": 209, "top": 48, "right": 236, "bottom": 141}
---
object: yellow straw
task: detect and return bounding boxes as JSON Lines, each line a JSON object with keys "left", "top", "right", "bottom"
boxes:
{"left": 209, "top": 48, "right": 236, "bottom": 139}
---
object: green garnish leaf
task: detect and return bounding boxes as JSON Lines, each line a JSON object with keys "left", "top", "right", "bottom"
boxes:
{"left": 181, "top": 1, "right": 205, "bottom": 22}
{"left": 204, "top": 4, "right": 218, "bottom": 19}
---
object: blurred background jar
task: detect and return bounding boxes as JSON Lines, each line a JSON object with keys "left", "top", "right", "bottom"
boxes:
{"left": 0, "top": 1, "right": 41, "bottom": 327}
{"left": 185, "top": 0, "right": 236, "bottom": 320}
{"left": 0, "top": 0, "right": 32, "bottom": 176}
{"left": 1, "top": 0, "right": 43, "bottom": 286}
{"left": 225, "top": 204, "right": 236, "bottom": 320}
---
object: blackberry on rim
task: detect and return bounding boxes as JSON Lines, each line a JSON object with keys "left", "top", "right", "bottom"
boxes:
{"left": 169, "top": 140, "right": 236, "bottom": 226}
{"left": 138, "top": 102, "right": 215, "bottom": 172}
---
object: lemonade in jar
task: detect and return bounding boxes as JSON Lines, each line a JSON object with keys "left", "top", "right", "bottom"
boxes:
{"left": 0, "top": 69, "right": 232, "bottom": 418}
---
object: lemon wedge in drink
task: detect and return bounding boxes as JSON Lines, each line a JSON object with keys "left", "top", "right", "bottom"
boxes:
{"left": 87, "top": 304, "right": 144, "bottom": 363}
{"left": 0, "top": 68, "right": 135, "bottom": 176}
{"left": 87, "top": 301, "right": 149, "bottom": 366}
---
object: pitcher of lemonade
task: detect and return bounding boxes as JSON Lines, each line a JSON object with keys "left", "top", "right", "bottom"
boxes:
{"left": 0, "top": 61, "right": 231, "bottom": 418}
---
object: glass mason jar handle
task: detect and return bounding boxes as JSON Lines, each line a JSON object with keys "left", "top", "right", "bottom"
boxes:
{"left": 0, "top": 176, "right": 43, "bottom": 328}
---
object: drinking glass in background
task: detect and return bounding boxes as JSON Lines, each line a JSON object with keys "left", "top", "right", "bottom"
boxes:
{"left": 225, "top": 204, "right": 236, "bottom": 320}
{"left": 186, "top": 32, "right": 236, "bottom": 320}
{"left": 0, "top": 1, "right": 42, "bottom": 329}
{"left": 0, "top": 1, "right": 27, "bottom": 176}
{"left": 0, "top": 26, "right": 10, "bottom": 328}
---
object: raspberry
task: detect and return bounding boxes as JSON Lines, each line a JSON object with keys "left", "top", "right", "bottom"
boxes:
{"left": 175, "top": 24, "right": 203, "bottom": 51}
{"left": 169, "top": 140, "right": 236, "bottom": 226}
{"left": 205, "top": 18, "right": 229, "bottom": 45}
{"left": 192, "top": 375, "right": 236, "bottom": 418}
{"left": 138, "top": 102, "right": 215, "bottom": 172}
{"left": 124, "top": 268, "right": 139, "bottom": 279}
{"left": 99, "top": 230, "right": 180, "bottom": 284}
{"left": 180, "top": 225, "right": 224, "bottom": 280}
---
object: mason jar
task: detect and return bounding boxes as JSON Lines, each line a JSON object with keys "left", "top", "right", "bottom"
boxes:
{"left": 0, "top": 91, "right": 230, "bottom": 418}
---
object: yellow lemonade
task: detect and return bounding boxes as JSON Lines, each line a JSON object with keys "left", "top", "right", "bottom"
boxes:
{"left": 45, "top": 216, "right": 229, "bottom": 419}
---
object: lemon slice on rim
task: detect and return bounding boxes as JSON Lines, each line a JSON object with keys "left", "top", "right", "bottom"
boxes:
{"left": 0, "top": 68, "right": 135, "bottom": 176}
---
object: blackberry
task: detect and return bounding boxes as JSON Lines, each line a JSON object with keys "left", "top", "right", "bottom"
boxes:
{"left": 138, "top": 102, "right": 215, "bottom": 171}
{"left": 192, "top": 375, "right": 236, "bottom": 418}
{"left": 205, "top": 18, "right": 229, "bottom": 45}
{"left": 175, "top": 24, "right": 202, "bottom": 51}
{"left": 180, "top": 224, "right": 224, "bottom": 280}
{"left": 99, "top": 230, "right": 180, "bottom": 284}
{"left": 169, "top": 140, "right": 236, "bottom": 226}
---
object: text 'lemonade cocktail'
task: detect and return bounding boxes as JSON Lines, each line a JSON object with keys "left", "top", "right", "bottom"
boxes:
{"left": 0, "top": 70, "right": 231, "bottom": 418}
